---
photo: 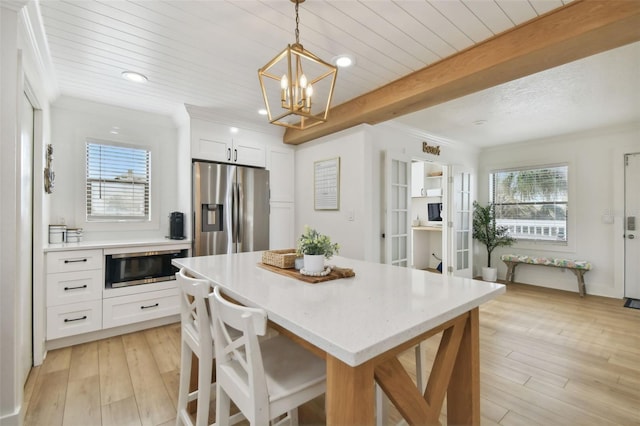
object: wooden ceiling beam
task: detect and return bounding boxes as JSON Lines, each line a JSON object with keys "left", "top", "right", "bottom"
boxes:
{"left": 283, "top": 0, "right": 640, "bottom": 145}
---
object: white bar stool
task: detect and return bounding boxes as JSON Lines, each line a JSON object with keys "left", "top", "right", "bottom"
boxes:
{"left": 209, "top": 286, "right": 326, "bottom": 426}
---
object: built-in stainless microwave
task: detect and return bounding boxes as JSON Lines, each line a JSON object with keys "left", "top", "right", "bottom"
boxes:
{"left": 105, "top": 249, "right": 188, "bottom": 289}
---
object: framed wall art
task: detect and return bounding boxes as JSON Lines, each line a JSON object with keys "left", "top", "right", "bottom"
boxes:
{"left": 314, "top": 157, "right": 340, "bottom": 210}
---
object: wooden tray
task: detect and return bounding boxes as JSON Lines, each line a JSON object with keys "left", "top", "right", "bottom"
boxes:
{"left": 257, "top": 262, "right": 355, "bottom": 284}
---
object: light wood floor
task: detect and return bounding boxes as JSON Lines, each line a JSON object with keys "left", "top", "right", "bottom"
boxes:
{"left": 23, "top": 283, "right": 640, "bottom": 426}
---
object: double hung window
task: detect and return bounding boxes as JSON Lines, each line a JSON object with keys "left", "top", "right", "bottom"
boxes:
{"left": 85, "top": 140, "right": 151, "bottom": 221}
{"left": 490, "top": 164, "right": 568, "bottom": 242}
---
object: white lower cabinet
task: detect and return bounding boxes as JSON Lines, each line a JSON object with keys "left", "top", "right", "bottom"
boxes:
{"left": 46, "top": 249, "right": 103, "bottom": 340}
{"left": 45, "top": 244, "right": 185, "bottom": 343}
{"left": 103, "top": 288, "right": 180, "bottom": 329}
{"left": 46, "top": 300, "right": 102, "bottom": 340}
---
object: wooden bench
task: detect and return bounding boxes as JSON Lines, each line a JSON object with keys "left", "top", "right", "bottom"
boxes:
{"left": 500, "top": 254, "right": 592, "bottom": 297}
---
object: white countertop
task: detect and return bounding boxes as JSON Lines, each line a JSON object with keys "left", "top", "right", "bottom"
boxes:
{"left": 173, "top": 252, "right": 505, "bottom": 367}
{"left": 44, "top": 238, "right": 192, "bottom": 252}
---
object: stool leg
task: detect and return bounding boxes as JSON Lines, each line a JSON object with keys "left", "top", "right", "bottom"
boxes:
{"left": 176, "top": 343, "right": 193, "bottom": 426}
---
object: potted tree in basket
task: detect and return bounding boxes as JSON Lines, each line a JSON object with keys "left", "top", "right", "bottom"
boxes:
{"left": 472, "top": 202, "right": 515, "bottom": 282}
{"left": 297, "top": 226, "right": 340, "bottom": 273}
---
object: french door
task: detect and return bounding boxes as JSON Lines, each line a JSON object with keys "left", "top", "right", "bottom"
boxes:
{"left": 384, "top": 151, "right": 411, "bottom": 266}
{"left": 449, "top": 166, "right": 473, "bottom": 278}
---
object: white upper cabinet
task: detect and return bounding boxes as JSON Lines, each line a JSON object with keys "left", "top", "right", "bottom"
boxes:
{"left": 190, "top": 118, "right": 266, "bottom": 167}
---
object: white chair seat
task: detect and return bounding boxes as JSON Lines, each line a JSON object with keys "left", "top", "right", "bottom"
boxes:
{"left": 261, "top": 335, "right": 326, "bottom": 407}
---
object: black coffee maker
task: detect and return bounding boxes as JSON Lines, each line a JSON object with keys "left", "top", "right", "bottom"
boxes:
{"left": 169, "top": 212, "right": 185, "bottom": 240}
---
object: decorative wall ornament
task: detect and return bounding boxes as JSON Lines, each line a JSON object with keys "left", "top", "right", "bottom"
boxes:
{"left": 422, "top": 142, "right": 441, "bottom": 156}
{"left": 44, "top": 144, "right": 55, "bottom": 194}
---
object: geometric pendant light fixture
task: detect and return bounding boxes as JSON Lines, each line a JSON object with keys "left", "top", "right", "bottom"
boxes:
{"left": 258, "top": 0, "right": 337, "bottom": 130}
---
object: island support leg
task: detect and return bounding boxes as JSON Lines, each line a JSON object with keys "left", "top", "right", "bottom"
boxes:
{"left": 326, "top": 355, "right": 375, "bottom": 426}
{"left": 447, "top": 307, "right": 480, "bottom": 426}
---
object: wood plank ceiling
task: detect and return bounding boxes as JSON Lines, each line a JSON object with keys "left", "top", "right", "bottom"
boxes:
{"left": 32, "top": 0, "right": 638, "bottom": 145}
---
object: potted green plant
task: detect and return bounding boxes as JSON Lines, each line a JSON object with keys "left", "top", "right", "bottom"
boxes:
{"left": 472, "top": 201, "right": 515, "bottom": 282}
{"left": 297, "top": 226, "right": 340, "bottom": 273}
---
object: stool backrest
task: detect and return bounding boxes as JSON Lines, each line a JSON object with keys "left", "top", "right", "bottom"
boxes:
{"left": 176, "top": 268, "right": 212, "bottom": 354}
{"left": 209, "top": 286, "right": 269, "bottom": 421}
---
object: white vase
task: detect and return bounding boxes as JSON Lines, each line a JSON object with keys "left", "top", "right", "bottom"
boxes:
{"left": 482, "top": 267, "right": 498, "bottom": 282}
{"left": 304, "top": 254, "right": 325, "bottom": 273}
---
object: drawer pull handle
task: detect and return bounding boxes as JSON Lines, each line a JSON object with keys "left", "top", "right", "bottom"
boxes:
{"left": 64, "top": 315, "right": 87, "bottom": 323}
{"left": 64, "top": 284, "right": 88, "bottom": 291}
{"left": 64, "top": 259, "right": 88, "bottom": 264}
{"left": 141, "top": 303, "right": 159, "bottom": 310}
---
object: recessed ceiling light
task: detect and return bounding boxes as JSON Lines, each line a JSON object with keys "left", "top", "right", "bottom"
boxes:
{"left": 230, "top": 127, "right": 239, "bottom": 134}
{"left": 332, "top": 55, "right": 355, "bottom": 68}
{"left": 121, "top": 71, "right": 148, "bottom": 83}
{"left": 258, "top": 108, "right": 268, "bottom": 116}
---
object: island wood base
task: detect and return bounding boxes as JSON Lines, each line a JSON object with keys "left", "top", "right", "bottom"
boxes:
{"left": 326, "top": 308, "right": 479, "bottom": 426}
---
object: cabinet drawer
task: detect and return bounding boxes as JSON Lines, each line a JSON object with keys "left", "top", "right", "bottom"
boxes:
{"left": 47, "top": 270, "right": 102, "bottom": 307}
{"left": 103, "top": 288, "right": 179, "bottom": 329}
{"left": 47, "top": 300, "right": 102, "bottom": 340}
{"left": 47, "top": 249, "right": 103, "bottom": 273}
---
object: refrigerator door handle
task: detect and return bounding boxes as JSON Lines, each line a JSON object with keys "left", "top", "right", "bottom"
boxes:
{"left": 237, "top": 180, "right": 244, "bottom": 252}
{"left": 231, "top": 182, "right": 238, "bottom": 246}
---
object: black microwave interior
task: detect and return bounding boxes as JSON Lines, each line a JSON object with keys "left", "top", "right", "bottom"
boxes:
{"left": 105, "top": 248, "right": 188, "bottom": 289}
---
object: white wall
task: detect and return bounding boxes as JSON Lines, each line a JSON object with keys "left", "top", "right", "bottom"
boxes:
{"left": 49, "top": 97, "right": 179, "bottom": 241}
{"left": 294, "top": 126, "right": 371, "bottom": 260}
{"left": 478, "top": 122, "right": 640, "bottom": 298}
{"left": 294, "top": 123, "right": 479, "bottom": 264}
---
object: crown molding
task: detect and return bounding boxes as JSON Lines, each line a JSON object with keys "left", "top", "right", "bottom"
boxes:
{"left": 2, "top": 1, "right": 28, "bottom": 12}
{"left": 19, "top": 0, "right": 59, "bottom": 101}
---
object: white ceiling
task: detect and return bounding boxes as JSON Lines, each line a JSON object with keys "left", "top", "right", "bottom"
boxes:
{"left": 30, "top": 0, "right": 639, "bottom": 146}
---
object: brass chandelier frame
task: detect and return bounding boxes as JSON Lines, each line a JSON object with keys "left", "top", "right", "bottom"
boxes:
{"left": 258, "top": 0, "right": 337, "bottom": 130}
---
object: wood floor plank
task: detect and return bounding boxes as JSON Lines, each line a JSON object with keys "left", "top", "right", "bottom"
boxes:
{"left": 98, "top": 336, "right": 135, "bottom": 406}
{"left": 144, "top": 326, "right": 180, "bottom": 374}
{"left": 62, "top": 375, "right": 102, "bottom": 426}
{"left": 24, "top": 370, "right": 69, "bottom": 426}
{"left": 101, "top": 395, "right": 142, "bottom": 426}
{"left": 22, "top": 365, "right": 41, "bottom": 421}
{"left": 122, "top": 331, "right": 176, "bottom": 426}
{"left": 526, "top": 376, "right": 640, "bottom": 425}
{"left": 68, "top": 341, "right": 99, "bottom": 382}
{"left": 40, "top": 347, "right": 72, "bottom": 375}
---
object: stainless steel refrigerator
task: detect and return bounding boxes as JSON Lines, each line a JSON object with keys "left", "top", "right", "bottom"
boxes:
{"left": 193, "top": 161, "right": 270, "bottom": 256}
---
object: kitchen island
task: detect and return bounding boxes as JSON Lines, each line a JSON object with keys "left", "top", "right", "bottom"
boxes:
{"left": 174, "top": 252, "right": 505, "bottom": 425}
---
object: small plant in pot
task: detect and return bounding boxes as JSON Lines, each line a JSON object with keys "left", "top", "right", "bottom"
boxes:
{"left": 472, "top": 202, "right": 515, "bottom": 282}
{"left": 297, "top": 226, "right": 340, "bottom": 273}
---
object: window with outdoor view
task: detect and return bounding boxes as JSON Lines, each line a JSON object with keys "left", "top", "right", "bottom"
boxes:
{"left": 490, "top": 164, "right": 568, "bottom": 242}
{"left": 86, "top": 140, "right": 150, "bottom": 221}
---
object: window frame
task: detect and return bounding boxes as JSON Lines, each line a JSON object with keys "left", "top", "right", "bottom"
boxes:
{"left": 85, "top": 138, "right": 151, "bottom": 223}
{"left": 489, "top": 162, "right": 569, "bottom": 246}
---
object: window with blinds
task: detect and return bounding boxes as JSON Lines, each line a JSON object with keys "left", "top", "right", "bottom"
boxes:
{"left": 490, "top": 164, "right": 568, "bottom": 242}
{"left": 86, "top": 141, "right": 150, "bottom": 221}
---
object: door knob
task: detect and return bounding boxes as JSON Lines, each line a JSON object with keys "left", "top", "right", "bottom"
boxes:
{"left": 628, "top": 234, "right": 635, "bottom": 239}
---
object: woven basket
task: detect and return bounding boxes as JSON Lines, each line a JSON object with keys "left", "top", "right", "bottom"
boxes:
{"left": 262, "top": 249, "right": 298, "bottom": 269}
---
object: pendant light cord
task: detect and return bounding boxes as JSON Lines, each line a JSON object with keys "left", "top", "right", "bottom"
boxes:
{"left": 294, "top": 0, "right": 300, "bottom": 44}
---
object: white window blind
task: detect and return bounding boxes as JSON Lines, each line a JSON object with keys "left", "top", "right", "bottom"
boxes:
{"left": 86, "top": 141, "right": 150, "bottom": 221}
{"left": 490, "top": 164, "right": 568, "bottom": 242}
